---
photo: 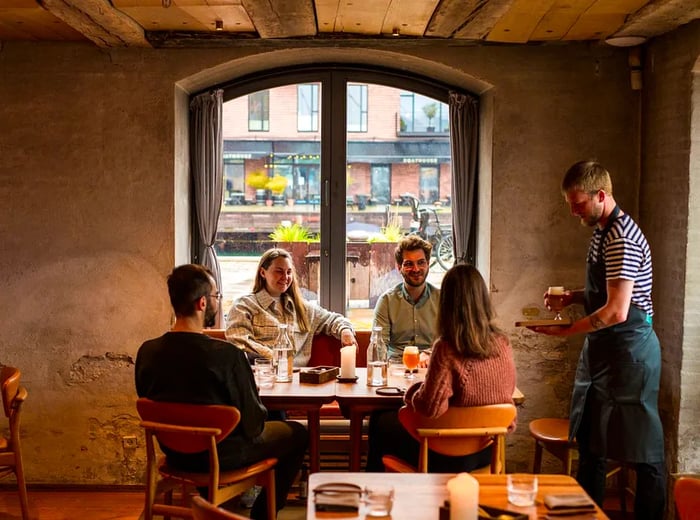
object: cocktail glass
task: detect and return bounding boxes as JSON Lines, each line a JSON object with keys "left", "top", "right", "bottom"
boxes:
{"left": 403, "top": 346, "right": 419, "bottom": 380}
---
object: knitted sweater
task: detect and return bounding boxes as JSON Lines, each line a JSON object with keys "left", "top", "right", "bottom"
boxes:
{"left": 405, "top": 334, "right": 516, "bottom": 424}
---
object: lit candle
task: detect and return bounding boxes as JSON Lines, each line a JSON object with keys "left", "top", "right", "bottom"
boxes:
{"left": 340, "top": 345, "right": 356, "bottom": 379}
{"left": 447, "top": 473, "right": 478, "bottom": 520}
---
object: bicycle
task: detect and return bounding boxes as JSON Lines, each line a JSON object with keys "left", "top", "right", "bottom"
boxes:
{"left": 401, "top": 194, "right": 454, "bottom": 270}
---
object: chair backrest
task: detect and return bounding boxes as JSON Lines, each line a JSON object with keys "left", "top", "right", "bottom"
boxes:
{"left": 1, "top": 366, "right": 21, "bottom": 419}
{"left": 136, "top": 398, "right": 240, "bottom": 454}
{"left": 398, "top": 403, "right": 517, "bottom": 472}
{"left": 675, "top": 476, "right": 700, "bottom": 520}
{"left": 192, "top": 496, "right": 249, "bottom": 520}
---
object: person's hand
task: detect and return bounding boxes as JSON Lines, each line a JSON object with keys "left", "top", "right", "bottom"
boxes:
{"left": 340, "top": 329, "right": 356, "bottom": 347}
{"left": 418, "top": 351, "right": 430, "bottom": 368}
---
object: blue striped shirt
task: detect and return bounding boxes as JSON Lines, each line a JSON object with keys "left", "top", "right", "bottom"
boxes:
{"left": 587, "top": 212, "right": 654, "bottom": 316}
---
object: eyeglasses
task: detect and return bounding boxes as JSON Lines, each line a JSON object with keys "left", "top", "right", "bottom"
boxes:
{"left": 401, "top": 260, "right": 428, "bottom": 269}
{"left": 207, "top": 292, "right": 222, "bottom": 300}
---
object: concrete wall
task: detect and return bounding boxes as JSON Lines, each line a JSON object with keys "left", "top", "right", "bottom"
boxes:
{"left": 0, "top": 33, "right": 694, "bottom": 485}
{"left": 641, "top": 21, "right": 700, "bottom": 478}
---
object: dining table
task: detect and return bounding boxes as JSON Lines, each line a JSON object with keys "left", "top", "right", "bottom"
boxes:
{"left": 258, "top": 371, "right": 336, "bottom": 473}
{"left": 307, "top": 472, "right": 608, "bottom": 519}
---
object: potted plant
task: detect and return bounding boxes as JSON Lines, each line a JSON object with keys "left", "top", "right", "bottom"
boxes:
{"left": 422, "top": 103, "right": 438, "bottom": 132}
{"left": 266, "top": 174, "right": 288, "bottom": 206}
{"left": 246, "top": 170, "right": 271, "bottom": 205}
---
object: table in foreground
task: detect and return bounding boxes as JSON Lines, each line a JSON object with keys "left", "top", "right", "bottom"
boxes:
{"left": 307, "top": 473, "right": 608, "bottom": 519}
{"left": 258, "top": 372, "right": 336, "bottom": 473}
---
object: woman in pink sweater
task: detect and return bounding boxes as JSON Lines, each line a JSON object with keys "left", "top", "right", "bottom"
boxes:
{"left": 366, "top": 263, "right": 516, "bottom": 472}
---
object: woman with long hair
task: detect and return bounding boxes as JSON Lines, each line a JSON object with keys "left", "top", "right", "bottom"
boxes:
{"left": 366, "top": 263, "right": 516, "bottom": 472}
{"left": 226, "top": 248, "right": 356, "bottom": 365}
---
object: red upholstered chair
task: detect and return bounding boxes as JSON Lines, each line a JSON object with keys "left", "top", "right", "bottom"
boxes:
{"left": 0, "top": 366, "right": 29, "bottom": 520}
{"left": 675, "top": 476, "right": 700, "bottom": 520}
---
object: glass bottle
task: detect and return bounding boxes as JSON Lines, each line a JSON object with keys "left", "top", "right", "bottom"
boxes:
{"left": 274, "top": 323, "right": 294, "bottom": 382}
{"left": 366, "top": 326, "right": 388, "bottom": 386}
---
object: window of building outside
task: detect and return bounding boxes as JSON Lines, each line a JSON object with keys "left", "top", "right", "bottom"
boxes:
{"left": 399, "top": 92, "right": 449, "bottom": 133}
{"left": 347, "top": 84, "right": 368, "bottom": 132}
{"left": 217, "top": 69, "right": 457, "bottom": 329}
{"left": 298, "top": 84, "right": 319, "bottom": 132}
{"left": 248, "top": 90, "right": 269, "bottom": 131}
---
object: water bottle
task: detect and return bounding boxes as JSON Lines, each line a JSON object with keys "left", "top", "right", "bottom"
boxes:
{"left": 274, "top": 324, "right": 294, "bottom": 382}
{"left": 366, "top": 326, "right": 388, "bottom": 387}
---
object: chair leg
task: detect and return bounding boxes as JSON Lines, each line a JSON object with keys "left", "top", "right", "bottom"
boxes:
{"left": 565, "top": 447, "right": 575, "bottom": 476}
{"left": 533, "top": 441, "right": 543, "bottom": 474}
{"left": 14, "top": 458, "right": 29, "bottom": 520}
{"left": 266, "top": 469, "right": 276, "bottom": 520}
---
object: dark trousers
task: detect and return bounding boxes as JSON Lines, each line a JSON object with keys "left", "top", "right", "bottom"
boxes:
{"left": 365, "top": 410, "right": 492, "bottom": 473}
{"left": 576, "top": 413, "right": 665, "bottom": 520}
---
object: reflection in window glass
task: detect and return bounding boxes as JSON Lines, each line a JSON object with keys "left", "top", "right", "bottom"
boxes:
{"left": 248, "top": 91, "right": 269, "bottom": 131}
{"left": 298, "top": 84, "right": 319, "bottom": 132}
{"left": 347, "top": 84, "right": 368, "bottom": 132}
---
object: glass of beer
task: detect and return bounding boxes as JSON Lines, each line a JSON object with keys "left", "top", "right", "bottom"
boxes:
{"left": 402, "top": 346, "right": 420, "bottom": 380}
{"left": 548, "top": 286, "right": 566, "bottom": 321}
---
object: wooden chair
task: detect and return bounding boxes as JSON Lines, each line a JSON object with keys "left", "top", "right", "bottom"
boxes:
{"left": 0, "top": 366, "right": 29, "bottom": 520}
{"left": 529, "top": 417, "right": 628, "bottom": 514}
{"left": 674, "top": 476, "right": 700, "bottom": 520}
{"left": 191, "top": 495, "right": 249, "bottom": 520}
{"left": 382, "top": 403, "right": 517, "bottom": 474}
{"left": 136, "top": 398, "right": 277, "bottom": 520}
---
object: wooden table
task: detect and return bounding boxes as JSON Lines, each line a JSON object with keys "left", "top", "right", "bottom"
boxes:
{"left": 307, "top": 472, "right": 609, "bottom": 519}
{"left": 258, "top": 371, "right": 336, "bottom": 473}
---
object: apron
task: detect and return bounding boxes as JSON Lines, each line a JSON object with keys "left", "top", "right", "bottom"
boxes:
{"left": 568, "top": 206, "right": 664, "bottom": 463}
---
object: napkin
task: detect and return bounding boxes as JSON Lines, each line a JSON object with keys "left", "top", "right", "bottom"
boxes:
{"left": 313, "top": 482, "right": 361, "bottom": 513}
{"left": 543, "top": 494, "right": 596, "bottom": 516}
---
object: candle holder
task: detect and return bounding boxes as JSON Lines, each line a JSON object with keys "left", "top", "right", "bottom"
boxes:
{"left": 439, "top": 501, "right": 527, "bottom": 520}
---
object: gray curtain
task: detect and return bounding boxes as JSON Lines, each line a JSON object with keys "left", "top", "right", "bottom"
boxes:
{"left": 190, "top": 89, "right": 224, "bottom": 294}
{"left": 448, "top": 91, "right": 479, "bottom": 264}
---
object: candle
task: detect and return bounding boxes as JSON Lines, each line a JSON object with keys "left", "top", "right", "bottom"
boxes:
{"left": 340, "top": 345, "right": 356, "bottom": 379}
{"left": 447, "top": 473, "right": 478, "bottom": 520}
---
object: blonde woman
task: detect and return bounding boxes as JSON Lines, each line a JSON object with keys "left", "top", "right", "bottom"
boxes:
{"left": 226, "top": 248, "right": 356, "bottom": 365}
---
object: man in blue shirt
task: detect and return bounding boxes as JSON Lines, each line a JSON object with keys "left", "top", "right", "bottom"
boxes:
{"left": 373, "top": 236, "right": 440, "bottom": 362}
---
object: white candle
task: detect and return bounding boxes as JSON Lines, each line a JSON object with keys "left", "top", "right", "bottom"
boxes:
{"left": 340, "top": 345, "right": 356, "bottom": 379}
{"left": 447, "top": 473, "right": 478, "bottom": 520}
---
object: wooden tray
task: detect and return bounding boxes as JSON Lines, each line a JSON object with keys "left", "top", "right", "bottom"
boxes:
{"left": 515, "top": 319, "right": 572, "bottom": 327}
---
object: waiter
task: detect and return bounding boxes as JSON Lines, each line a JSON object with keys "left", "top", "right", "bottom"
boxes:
{"left": 531, "top": 160, "right": 665, "bottom": 520}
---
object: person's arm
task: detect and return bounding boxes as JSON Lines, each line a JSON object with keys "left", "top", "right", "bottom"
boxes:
{"left": 372, "top": 293, "right": 392, "bottom": 349}
{"left": 532, "top": 279, "right": 633, "bottom": 336}
{"left": 225, "top": 298, "right": 275, "bottom": 358}
{"left": 308, "top": 302, "right": 356, "bottom": 345}
{"left": 227, "top": 349, "right": 266, "bottom": 440}
{"left": 406, "top": 340, "right": 453, "bottom": 418}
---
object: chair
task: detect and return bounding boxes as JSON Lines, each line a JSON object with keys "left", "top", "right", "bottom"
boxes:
{"left": 529, "top": 417, "right": 628, "bottom": 514}
{"left": 0, "top": 366, "right": 29, "bottom": 520}
{"left": 191, "top": 495, "right": 249, "bottom": 520}
{"left": 137, "top": 398, "right": 277, "bottom": 520}
{"left": 674, "top": 476, "right": 700, "bottom": 520}
{"left": 382, "top": 403, "right": 517, "bottom": 474}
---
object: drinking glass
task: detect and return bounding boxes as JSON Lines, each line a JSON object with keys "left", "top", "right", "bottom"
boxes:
{"left": 402, "top": 346, "right": 419, "bottom": 380}
{"left": 507, "top": 474, "right": 538, "bottom": 507}
{"left": 547, "top": 286, "right": 566, "bottom": 321}
{"left": 364, "top": 484, "right": 394, "bottom": 517}
{"left": 254, "top": 358, "right": 275, "bottom": 389}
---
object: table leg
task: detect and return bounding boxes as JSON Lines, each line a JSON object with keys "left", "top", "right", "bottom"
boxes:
{"left": 307, "top": 409, "right": 321, "bottom": 473}
{"left": 349, "top": 410, "right": 364, "bottom": 471}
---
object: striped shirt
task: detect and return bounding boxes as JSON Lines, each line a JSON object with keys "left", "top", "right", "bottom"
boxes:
{"left": 587, "top": 212, "right": 654, "bottom": 316}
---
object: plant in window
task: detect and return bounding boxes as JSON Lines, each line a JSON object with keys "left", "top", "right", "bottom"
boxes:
{"left": 367, "top": 223, "right": 404, "bottom": 243}
{"left": 422, "top": 103, "right": 438, "bottom": 131}
{"left": 266, "top": 174, "right": 288, "bottom": 195}
{"left": 246, "top": 170, "right": 270, "bottom": 190}
{"left": 269, "top": 222, "right": 317, "bottom": 242}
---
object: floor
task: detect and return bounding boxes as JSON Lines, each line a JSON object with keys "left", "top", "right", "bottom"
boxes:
{"left": 0, "top": 486, "right": 630, "bottom": 519}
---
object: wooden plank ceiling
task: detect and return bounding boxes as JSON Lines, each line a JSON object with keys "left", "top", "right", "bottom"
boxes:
{"left": 0, "top": 0, "right": 697, "bottom": 48}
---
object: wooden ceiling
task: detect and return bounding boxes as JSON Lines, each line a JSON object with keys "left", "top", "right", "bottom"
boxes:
{"left": 0, "top": 0, "right": 698, "bottom": 49}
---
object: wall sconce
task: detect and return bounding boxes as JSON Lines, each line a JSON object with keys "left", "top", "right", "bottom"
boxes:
{"left": 161, "top": 0, "right": 172, "bottom": 7}
{"left": 628, "top": 47, "right": 643, "bottom": 91}
{"left": 215, "top": 20, "right": 224, "bottom": 31}
{"left": 604, "top": 35, "right": 647, "bottom": 47}
{"left": 392, "top": 27, "right": 400, "bottom": 37}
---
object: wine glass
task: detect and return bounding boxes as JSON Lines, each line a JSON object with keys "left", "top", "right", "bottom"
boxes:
{"left": 402, "top": 346, "right": 420, "bottom": 380}
{"left": 547, "top": 286, "right": 566, "bottom": 321}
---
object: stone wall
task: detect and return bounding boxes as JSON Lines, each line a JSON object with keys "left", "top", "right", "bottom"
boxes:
{"left": 0, "top": 34, "right": 694, "bottom": 486}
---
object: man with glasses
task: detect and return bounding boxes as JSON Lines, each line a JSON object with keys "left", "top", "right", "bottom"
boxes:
{"left": 135, "top": 264, "right": 307, "bottom": 520}
{"left": 373, "top": 235, "right": 439, "bottom": 363}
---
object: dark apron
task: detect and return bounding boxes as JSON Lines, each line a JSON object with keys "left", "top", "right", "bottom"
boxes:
{"left": 568, "top": 206, "right": 664, "bottom": 463}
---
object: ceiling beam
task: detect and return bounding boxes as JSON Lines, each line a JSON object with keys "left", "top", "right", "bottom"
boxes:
{"left": 241, "top": 0, "right": 316, "bottom": 38}
{"left": 613, "top": 0, "right": 700, "bottom": 38}
{"left": 453, "top": 0, "right": 516, "bottom": 40}
{"left": 426, "top": 0, "right": 486, "bottom": 37}
{"left": 37, "top": 0, "right": 149, "bottom": 48}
